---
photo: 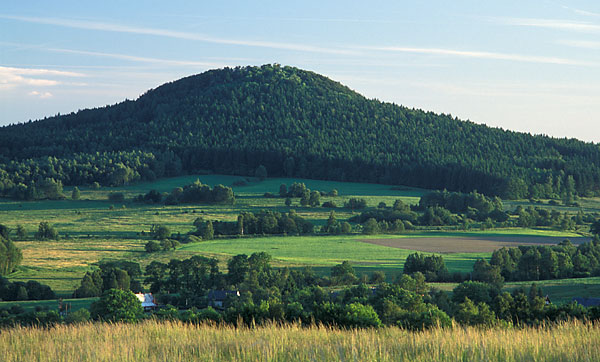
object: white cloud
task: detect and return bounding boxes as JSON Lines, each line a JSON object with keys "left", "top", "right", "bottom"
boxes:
{"left": 0, "top": 66, "right": 83, "bottom": 89}
{"left": 558, "top": 39, "right": 600, "bottom": 49}
{"left": 0, "top": 15, "right": 356, "bottom": 55}
{"left": 28, "top": 91, "right": 53, "bottom": 98}
{"left": 0, "top": 66, "right": 84, "bottom": 77}
{"left": 498, "top": 17, "right": 600, "bottom": 33}
{"left": 46, "top": 48, "right": 231, "bottom": 68}
{"left": 360, "top": 46, "right": 595, "bottom": 66}
{"left": 562, "top": 6, "right": 600, "bottom": 17}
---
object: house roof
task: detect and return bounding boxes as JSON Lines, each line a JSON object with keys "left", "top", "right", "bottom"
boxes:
{"left": 208, "top": 290, "right": 240, "bottom": 301}
{"left": 135, "top": 293, "right": 157, "bottom": 307}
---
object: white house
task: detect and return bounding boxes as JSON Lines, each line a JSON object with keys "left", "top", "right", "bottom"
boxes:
{"left": 135, "top": 293, "right": 158, "bottom": 311}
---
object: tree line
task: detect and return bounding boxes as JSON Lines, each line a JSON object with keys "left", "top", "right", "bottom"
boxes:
{"left": 61, "top": 252, "right": 600, "bottom": 328}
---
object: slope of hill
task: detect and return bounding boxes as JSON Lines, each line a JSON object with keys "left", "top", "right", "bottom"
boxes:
{"left": 0, "top": 64, "right": 599, "bottom": 199}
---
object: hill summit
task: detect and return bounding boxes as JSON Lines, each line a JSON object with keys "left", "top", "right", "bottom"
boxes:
{"left": 0, "top": 64, "right": 599, "bottom": 199}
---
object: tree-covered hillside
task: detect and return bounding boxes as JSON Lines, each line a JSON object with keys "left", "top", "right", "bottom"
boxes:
{"left": 1, "top": 64, "right": 599, "bottom": 199}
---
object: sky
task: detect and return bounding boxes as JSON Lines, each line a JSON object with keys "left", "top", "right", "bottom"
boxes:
{"left": 1, "top": 0, "right": 599, "bottom": 142}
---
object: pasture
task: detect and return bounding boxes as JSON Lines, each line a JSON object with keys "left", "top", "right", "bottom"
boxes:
{"left": 1, "top": 174, "right": 599, "bottom": 302}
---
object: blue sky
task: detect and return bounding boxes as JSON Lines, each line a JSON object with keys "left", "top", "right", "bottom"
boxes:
{"left": 1, "top": 0, "right": 599, "bottom": 142}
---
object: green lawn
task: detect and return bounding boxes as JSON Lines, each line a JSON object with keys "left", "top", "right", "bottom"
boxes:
{"left": 0, "top": 297, "right": 97, "bottom": 313}
{"left": 180, "top": 234, "right": 488, "bottom": 277}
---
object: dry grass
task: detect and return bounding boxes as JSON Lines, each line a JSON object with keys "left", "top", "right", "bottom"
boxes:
{"left": 0, "top": 320, "right": 598, "bottom": 361}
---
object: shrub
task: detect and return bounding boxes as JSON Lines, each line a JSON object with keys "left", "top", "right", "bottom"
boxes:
{"left": 108, "top": 192, "right": 125, "bottom": 203}
{"left": 145, "top": 241, "right": 161, "bottom": 253}
{"left": 90, "top": 289, "right": 143, "bottom": 323}
{"left": 65, "top": 308, "right": 91, "bottom": 324}
{"left": 34, "top": 222, "right": 58, "bottom": 240}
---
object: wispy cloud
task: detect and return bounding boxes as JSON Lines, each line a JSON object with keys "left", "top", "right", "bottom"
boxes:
{"left": 498, "top": 17, "right": 600, "bottom": 33}
{"left": 0, "top": 66, "right": 83, "bottom": 89}
{"left": 562, "top": 6, "right": 600, "bottom": 17}
{"left": 0, "top": 65, "right": 84, "bottom": 77}
{"left": 28, "top": 90, "right": 53, "bottom": 98}
{"left": 0, "top": 14, "right": 356, "bottom": 55}
{"left": 46, "top": 47, "right": 232, "bottom": 68}
{"left": 360, "top": 46, "right": 595, "bottom": 66}
{"left": 558, "top": 39, "right": 600, "bottom": 49}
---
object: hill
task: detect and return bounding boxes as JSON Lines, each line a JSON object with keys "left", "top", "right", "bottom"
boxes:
{"left": 0, "top": 64, "right": 599, "bottom": 199}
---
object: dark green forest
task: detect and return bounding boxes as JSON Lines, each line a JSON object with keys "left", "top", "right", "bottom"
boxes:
{"left": 1, "top": 64, "right": 599, "bottom": 199}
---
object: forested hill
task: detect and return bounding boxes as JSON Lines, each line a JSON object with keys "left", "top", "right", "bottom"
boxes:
{"left": 0, "top": 64, "right": 599, "bottom": 199}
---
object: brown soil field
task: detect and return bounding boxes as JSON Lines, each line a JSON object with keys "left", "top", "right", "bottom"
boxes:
{"left": 360, "top": 236, "right": 590, "bottom": 253}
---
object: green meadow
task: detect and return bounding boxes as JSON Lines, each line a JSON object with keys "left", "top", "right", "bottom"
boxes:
{"left": 1, "top": 174, "right": 599, "bottom": 302}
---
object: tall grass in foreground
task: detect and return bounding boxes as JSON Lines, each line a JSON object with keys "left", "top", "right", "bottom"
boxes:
{"left": 1, "top": 320, "right": 598, "bottom": 361}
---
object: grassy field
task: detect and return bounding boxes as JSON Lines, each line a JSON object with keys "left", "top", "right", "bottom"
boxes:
{"left": 0, "top": 175, "right": 425, "bottom": 238}
{"left": 0, "top": 319, "right": 598, "bottom": 361}
{"left": 0, "top": 297, "right": 96, "bottom": 313}
{"left": 180, "top": 234, "right": 489, "bottom": 277}
{"left": 2, "top": 173, "right": 600, "bottom": 303}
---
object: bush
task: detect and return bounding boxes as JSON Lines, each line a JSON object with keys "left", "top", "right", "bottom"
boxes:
{"left": 345, "top": 198, "right": 367, "bottom": 210}
{"left": 183, "top": 235, "right": 202, "bottom": 243}
{"left": 151, "top": 225, "right": 171, "bottom": 240}
{"left": 341, "top": 302, "right": 381, "bottom": 328}
{"left": 90, "top": 289, "right": 143, "bottom": 323}
{"left": 65, "top": 308, "right": 91, "bottom": 324}
{"left": 145, "top": 241, "right": 161, "bottom": 253}
{"left": 108, "top": 192, "right": 125, "bottom": 203}
{"left": 34, "top": 222, "right": 59, "bottom": 240}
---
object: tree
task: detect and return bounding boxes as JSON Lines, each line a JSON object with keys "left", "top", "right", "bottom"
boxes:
{"left": 228, "top": 254, "right": 250, "bottom": 286}
{"left": 35, "top": 222, "right": 59, "bottom": 240}
{"left": 362, "top": 218, "right": 379, "bottom": 235}
{"left": 15, "top": 225, "right": 26, "bottom": 240}
{"left": 370, "top": 271, "right": 386, "bottom": 284}
{"left": 471, "top": 258, "right": 504, "bottom": 288}
{"left": 279, "top": 184, "right": 288, "bottom": 197}
{"left": 591, "top": 219, "right": 600, "bottom": 236}
{"left": 145, "top": 241, "right": 162, "bottom": 253}
{"left": 73, "top": 271, "right": 102, "bottom": 297}
{"left": 194, "top": 218, "right": 214, "bottom": 240}
{"left": 345, "top": 198, "right": 367, "bottom": 210}
{"left": 283, "top": 157, "right": 295, "bottom": 177}
{"left": 255, "top": 165, "right": 267, "bottom": 181}
{"left": 341, "top": 222, "right": 352, "bottom": 234}
{"left": 324, "top": 211, "right": 340, "bottom": 234}
{"left": 285, "top": 197, "right": 292, "bottom": 207}
{"left": 341, "top": 302, "right": 382, "bottom": 328}
{"left": 90, "top": 289, "right": 143, "bottom": 322}
{"left": 71, "top": 186, "right": 81, "bottom": 200}
{"left": 0, "top": 232, "right": 22, "bottom": 276}
{"left": 452, "top": 281, "right": 498, "bottom": 305}
{"left": 308, "top": 191, "right": 321, "bottom": 207}
{"left": 331, "top": 261, "right": 358, "bottom": 285}
{"left": 300, "top": 190, "right": 310, "bottom": 206}
{"left": 151, "top": 225, "right": 171, "bottom": 240}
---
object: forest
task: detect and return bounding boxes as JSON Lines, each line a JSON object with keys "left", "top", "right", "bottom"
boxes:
{"left": 1, "top": 64, "right": 599, "bottom": 201}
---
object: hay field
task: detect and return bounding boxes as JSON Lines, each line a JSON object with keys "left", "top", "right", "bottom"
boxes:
{"left": 0, "top": 320, "right": 598, "bottom": 361}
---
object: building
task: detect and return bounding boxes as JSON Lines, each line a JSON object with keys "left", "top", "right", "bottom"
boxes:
{"left": 207, "top": 290, "right": 240, "bottom": 310}
{"left": 135, "top": 293, "right": 158, "bottom": 311}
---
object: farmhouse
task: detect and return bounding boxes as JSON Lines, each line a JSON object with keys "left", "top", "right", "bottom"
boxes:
{"left": 135, "top": 293, "right": 158, "bottom": 311}
{"left": 208, "top": 290, "right": 240, "bottom": 310}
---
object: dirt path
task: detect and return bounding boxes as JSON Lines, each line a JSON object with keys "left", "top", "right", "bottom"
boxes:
{"left": 360, "top": 236, "right": 590, "bottom": 253}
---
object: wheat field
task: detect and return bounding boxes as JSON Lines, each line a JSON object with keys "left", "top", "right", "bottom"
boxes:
{"left": 0, "top": 320, "right": 598, "bottom": 361}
